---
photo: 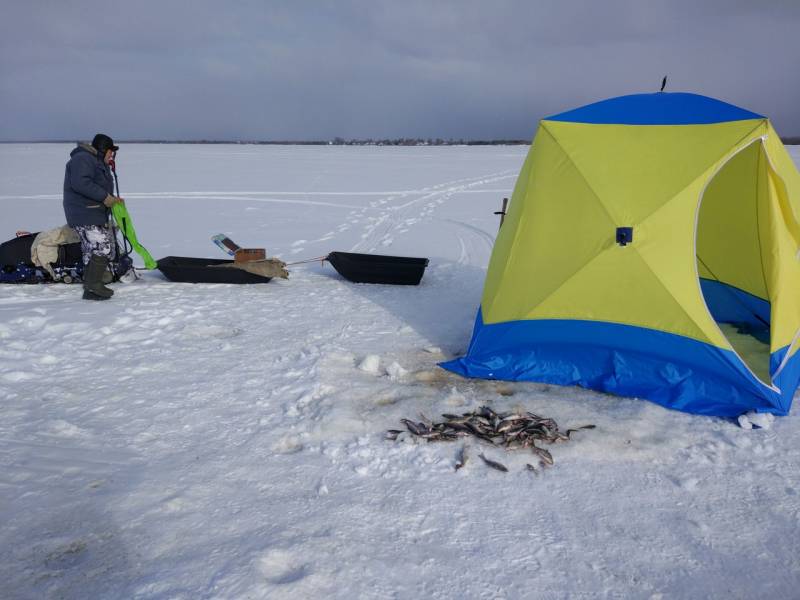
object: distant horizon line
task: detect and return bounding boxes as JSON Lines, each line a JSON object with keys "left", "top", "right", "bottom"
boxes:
{"left": 0, "top": 138, "right": 532, "bottom": 146}
{"left": 2, "top": 136, "right": 799, "bottom": 145}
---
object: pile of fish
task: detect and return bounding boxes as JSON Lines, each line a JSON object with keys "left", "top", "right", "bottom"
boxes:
{"left": 386, "top": 406, "right": 594, "bottom": 472}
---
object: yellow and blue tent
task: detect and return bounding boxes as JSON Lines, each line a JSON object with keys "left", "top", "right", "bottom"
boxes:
{"left": 442, "top": 92, "right": 800, "bottom": 417}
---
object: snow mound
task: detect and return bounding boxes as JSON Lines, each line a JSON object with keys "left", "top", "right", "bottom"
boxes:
{"left": 357, "top": 354, "right": 381, "bottom": 375}
{"left": 738, "top": 411, "right": 775, "bottom": 430}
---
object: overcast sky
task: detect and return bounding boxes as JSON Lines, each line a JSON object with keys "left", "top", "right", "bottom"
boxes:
{"left": 1, "top": 1, "right": 799, "bottom": 141}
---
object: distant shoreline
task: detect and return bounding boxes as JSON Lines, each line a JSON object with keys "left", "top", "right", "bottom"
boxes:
{"left": 3, "top": 137, "right": 798, "bottom": 145}
{"left": 0, "top": 139, "right": 531, "bottom": 146}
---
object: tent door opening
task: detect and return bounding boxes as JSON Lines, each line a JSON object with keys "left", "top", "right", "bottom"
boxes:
{"left": 696, "top": 140, "right": 773, "bottom": 385}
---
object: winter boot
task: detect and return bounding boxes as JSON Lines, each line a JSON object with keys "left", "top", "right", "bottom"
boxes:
{"left": 82, "top": 255, "right": 114, "bottom": 300}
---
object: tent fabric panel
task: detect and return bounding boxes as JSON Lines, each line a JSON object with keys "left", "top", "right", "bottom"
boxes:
{"left": 764, "top": 123, "right": 800, "bottom": 229}
{"left": 440, "top": 312, "right": 785, "bottom": 417}
{"left": 545, "top": 92, "right": 764, "bottom": 125}
{"left": 761, "top": 123, "right": 800, "bottom": 354}
{"left": 772, "top": 347, "right": 800, "bottom": 414}
{"left": 761, "top": 147, "right": 800, "bottom": 354}
{"left": 479, "top": 134, "right": 539, "bottom": 314}
{"left": 541, "top": 120, "right": 766, "bottom": 225}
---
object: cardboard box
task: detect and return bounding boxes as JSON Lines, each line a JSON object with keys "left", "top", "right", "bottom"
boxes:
{"left": 234, "top": 248, "right": 266, "bottom": 263}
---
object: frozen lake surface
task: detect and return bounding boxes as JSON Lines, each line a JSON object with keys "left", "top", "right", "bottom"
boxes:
{"left": 1, "top": 144, "right": 799, "bottom": 599}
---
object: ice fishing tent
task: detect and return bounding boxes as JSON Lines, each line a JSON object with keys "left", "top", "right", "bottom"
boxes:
{"left": 442, "top": 92, "right": 800, "bottom": 417}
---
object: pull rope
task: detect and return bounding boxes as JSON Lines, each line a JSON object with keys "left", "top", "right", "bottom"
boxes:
{"left": 284, "top": 254, "right": 330, "bottom": 267}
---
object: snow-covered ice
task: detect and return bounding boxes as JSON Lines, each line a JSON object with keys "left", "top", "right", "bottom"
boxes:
{"left": 1, "top": 144, "right": 799, "bottom": 598}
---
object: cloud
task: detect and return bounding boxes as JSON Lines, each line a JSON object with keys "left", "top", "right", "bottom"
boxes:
{"left": 1, "top": 1, "right": 798, "bottom": 140}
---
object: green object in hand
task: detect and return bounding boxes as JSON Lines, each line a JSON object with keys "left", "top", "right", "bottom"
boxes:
{"left": 111, "top": 203, "right": 157, "bottom": 269}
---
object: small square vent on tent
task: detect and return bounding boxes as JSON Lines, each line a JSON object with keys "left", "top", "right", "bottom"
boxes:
{"left": 616, "top": 227, "right": 633, "bottom": 246}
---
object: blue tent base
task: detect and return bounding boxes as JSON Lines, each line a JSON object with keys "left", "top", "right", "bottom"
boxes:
{"left": 441, "top": 312, "right": 796, "bottom": 418}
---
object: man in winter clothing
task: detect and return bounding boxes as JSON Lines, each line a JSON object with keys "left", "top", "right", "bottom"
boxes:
{"left": 63, "top": 133, "right": 124, "bottom": 300}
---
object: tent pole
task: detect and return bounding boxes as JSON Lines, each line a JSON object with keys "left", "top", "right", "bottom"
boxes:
{"left": 494, "top": 197, "right": 508, "bottom": 231}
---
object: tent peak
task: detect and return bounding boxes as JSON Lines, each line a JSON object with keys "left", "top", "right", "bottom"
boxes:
{"left": 545, "top": 92, "right": 764, "bottom": 126}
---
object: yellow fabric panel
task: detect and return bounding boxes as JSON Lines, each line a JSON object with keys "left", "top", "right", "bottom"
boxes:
{"left": 480, "top": 141, "right": 535, "bottom": 310}
{"left": 763, "top": 127, "right": 800, "bottom": 254}
{"left": 482, "top": 125, "right": 616, "bottom": 323}
{"left": 540, "top": 120, "right": 765, "bottom": 225}
{"left": 763, "top": 159, "right": 800, "bottom": 353}
{"left": 696, "top": 141, "right": 769, "bottom": 300}
{"left": 764, "top": 124, "right": 800, "bottom": 362}
{"left": 764, "top": 124, "right": 800, "bottom": 236}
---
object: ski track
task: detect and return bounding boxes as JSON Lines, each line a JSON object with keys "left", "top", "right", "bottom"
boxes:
{"left": 442, "top": 218, "right": 498, "bottom": 265}
{"left": 346, "top": 170, "right": 516, "bottom": 253}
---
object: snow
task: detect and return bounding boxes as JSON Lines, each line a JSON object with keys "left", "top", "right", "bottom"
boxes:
{"left": 738, "top": 411, "right": 776, "bottom": 431}
{"left": 1, "top": 143, "right": 800, "bottom": 598}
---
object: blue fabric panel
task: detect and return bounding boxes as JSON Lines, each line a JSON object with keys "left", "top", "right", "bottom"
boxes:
{"left": 440, "top": 311, "right": 792, "bottom": 417}
{"left": 771, "top": 347, "right": 800, "bottom": 414}
{"left": 699, "top": 279, "right": 770, "bottom": 328}
{"left": 545, "top": 93, "right": 764, "bottom": 125}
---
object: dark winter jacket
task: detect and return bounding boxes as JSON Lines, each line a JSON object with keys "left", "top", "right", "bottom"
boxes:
{"left": 63, "top": 143, "right": 114, "bottom": 227}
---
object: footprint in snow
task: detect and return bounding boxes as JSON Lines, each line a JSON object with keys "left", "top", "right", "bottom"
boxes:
{"left": 183, "top": 325, "right": 241, "bottom": 339}
{"left": 46, "top": 419, "right": 89, "bottom": 438}
{"left": 2, "top": 371, "right": 34, "bottom": 382}
{"left": 272, "top": 435, "right": 304, "bottom": 454}
{"left": 257, "top": 550, "right": 309, "bottom": 585}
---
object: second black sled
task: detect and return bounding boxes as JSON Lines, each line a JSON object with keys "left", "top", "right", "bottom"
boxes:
{"left": 325, "top": 251, "right": 429, "bottom": 285}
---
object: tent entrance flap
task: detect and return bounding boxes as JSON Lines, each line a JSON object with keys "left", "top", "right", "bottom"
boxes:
{"left": 696, "top": 140, "right": 772, "bottom": 385}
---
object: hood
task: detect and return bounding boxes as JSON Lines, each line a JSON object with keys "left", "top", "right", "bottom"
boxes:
{"left": 70, "top": 142, "right": 99, "bottom": 158}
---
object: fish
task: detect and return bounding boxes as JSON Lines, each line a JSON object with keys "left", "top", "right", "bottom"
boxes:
{"left": 565, "top": 424, "right": 596, "bottom": 438}
{"left": 401, "top": 419, "right": 427, "bottom": 436}
{"left": 500, "top": 413, "right": 527, "bottom": 422}
{"left": 531, "top": 446, "right": 554, "bottom": 465}
{"left": 496, "top": 420, "right": 520, "bottom": 433}
{"left": 390, "top": 406, "right": 593, "bottom": 469}
{"left": 455, "top": 445, "right": 468, "bottom": 471}
{"left": 478, "top": 453, "right": 508, "bottom": 472}
{"left": 478, "top": 406, "right": 498, "bottom": 420}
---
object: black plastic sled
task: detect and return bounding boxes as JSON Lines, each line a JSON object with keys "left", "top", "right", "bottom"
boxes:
{"left": 1, "top": 232, "right": 130, "bottom": 284}
{"left": 326, "top": 251, "right": 429, "bottom": 285}
{"left": 156, "top": 256, "right": 273, "bottom": 284}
